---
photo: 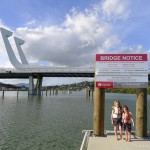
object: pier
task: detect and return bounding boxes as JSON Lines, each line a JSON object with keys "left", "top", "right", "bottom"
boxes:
{"left": 87, "top": 131, "right": 150, "bottom": 150}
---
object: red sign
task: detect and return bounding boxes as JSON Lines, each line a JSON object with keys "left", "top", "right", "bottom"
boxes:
{"left": 96, "top": 54, "right": 147, "bottom": 61}
{"left": 95, "top": 54, "right": 148, "bottom": 88}
{"left": 96, "top": 82, "right": 114, "bottom": 88}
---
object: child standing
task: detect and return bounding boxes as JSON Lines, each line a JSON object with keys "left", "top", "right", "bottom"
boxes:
{"left": 122, "top": 105, "right": 134, "bottom": 142}
{"left": 111, "top": 100, "right": 123, "bottom": 141}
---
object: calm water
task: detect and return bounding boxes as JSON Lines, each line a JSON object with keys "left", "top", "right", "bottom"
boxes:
{"left": 0, "top": 91, "right": 149, "bottom": 150}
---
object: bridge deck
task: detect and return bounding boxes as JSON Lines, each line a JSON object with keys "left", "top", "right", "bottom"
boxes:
{"left": 87, "top": 131, "right": 150, "bottom": 150}
{"left": 0, "top": 67, "right": 150, "bottom": 79}
{"left": 0, "top": 67, "right": 94, "bottom": 78}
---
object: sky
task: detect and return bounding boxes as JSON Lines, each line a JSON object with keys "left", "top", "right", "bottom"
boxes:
{"left": 0, "top": 0, "right": 150, "bottom": 85}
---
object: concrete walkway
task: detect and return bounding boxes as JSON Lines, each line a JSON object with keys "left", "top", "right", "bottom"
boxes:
{"left": 87, "top": 131, "right": 150, "bottom": 150}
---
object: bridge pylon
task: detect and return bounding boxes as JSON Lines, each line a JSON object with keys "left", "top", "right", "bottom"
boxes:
{"left": 35, "top": 75, "right": 43, "bottom": 96}
{"left": 29, "top": 76, "right": 35, "bottom": 95}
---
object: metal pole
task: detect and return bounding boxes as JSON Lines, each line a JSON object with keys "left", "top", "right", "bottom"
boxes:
{"left": 136, "top": 88, "right": 147, "bottom": 137}
{"left": 93, "top": 87, "right": 105, "bottom": 136}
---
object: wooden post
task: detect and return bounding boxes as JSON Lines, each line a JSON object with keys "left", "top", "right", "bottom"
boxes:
{"left": 55, "top": 89, "right": 58, "bottom": 95}
{"left": 17, "top": 88, "right": 19, "bottom": 98}
{"left": 46, "top": 88, "right": 47, "bottom": 96}
{"left": 42, "top": 89, "right": 43, "bottom": 96}
{"left": 2, "top": 90, "right": 4, "bottom": 99}
{"left": 28, "top": 89, "right": 29, "bottom": 97}
{"left": 136, "top": 88, "right": 147, "bottom": 137}
{"left": 93, "top": 87, "right": 105, "bottom": 136}
{"left": 86, "top": 89, "right": 88, "bottom": 98}
{"left": 92, "top": 89, "right": 94, "bottom": 99}
{"left": 89, "top": 89, "right": 91, "bottom": 97}
{"left": 86, "top": 89, "right": 90, "bottom": 98}
{"left": 50, "top": 89, "right": 51, "bottom": 96}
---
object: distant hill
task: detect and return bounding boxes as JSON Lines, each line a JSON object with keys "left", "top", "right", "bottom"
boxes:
{"left": 0, "top": 82, "right": 18, "bottom": 89}
{"left": 15, "top": 83, "right": 29, "bottom": 88}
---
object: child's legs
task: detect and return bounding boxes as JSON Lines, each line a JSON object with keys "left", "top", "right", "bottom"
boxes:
{"left": 127, "top": 131, "right": 131, "bottom": 140}
{"left": 125, "top": 130, "right": 128, "bottom": 141}
{"left": 126, "top": 123, "right": 131, "bottom": 140}
{"left": 113, "top": 118, "right": 118, "bottom": 140}
{"left": 124, "top": 124, "right": 128, "bottom": 140}
{"left": 119, "top": 125, "right": 122, "bottom": 137}
{"left": 114, "top": 126, "right": 118, "bottom": 139}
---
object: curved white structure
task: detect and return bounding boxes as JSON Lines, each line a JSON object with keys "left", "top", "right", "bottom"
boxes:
{"left": 14, "top": 37, "right": 29, "bottom": 65}
{"left": 0, "top": 27, "right": 29, "bottom": 69}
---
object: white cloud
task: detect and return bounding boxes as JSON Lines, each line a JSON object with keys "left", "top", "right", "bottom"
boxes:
{"left": 119, "top": 45, "right": 145, "bottom": 54}
{"left": 102, "top": 0, "right": 129, "bottom": 21}
{"left": 24, "top": 19, "right": 36, "bottom": 26}
{"left": 14, "top": 1, "right": 128, "bottom": 67}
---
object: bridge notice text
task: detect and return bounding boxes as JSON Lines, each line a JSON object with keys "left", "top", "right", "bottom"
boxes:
{"left": 95, "top": 54, "right": 148, "bottom": 88}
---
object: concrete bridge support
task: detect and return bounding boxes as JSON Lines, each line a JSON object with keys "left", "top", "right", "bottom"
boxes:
{"left": 36, "top": 76, "right": 43, "bottom": 96}
{"left": 29, "top": 76, "right": 35, "bottom": 95}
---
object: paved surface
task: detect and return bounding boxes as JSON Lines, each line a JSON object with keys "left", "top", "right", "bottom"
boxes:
{"left": 87, "top": 131, "right": 150, "bottom": 150}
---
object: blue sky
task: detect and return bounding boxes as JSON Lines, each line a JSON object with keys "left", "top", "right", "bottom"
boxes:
{"left": 0, "top": 0, "right": 100, "bottom": 28}
{"left": 0, "top": 0, "right": 150, "bottom": 85}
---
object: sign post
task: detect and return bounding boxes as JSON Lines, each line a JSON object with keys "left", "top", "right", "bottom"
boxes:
{"left": 136, "top": 88, "right": 147, "bottom": 137}
{"left": 93, "top": 85, "right": 105, "bottom": 136}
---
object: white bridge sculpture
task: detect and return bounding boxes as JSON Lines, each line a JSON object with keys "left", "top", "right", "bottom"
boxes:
{"left": 0, "top": 28, "right": 30, "bottom": 68}
{"left": 0, "top": 27, "right": 94, "bottom": 95}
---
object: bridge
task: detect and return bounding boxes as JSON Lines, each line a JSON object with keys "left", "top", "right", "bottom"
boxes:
{"left": 0, "top": 27, "right": 94, "bottom": 95}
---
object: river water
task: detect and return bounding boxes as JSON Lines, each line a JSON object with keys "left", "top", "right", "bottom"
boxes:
{"left": 0, "top": 91, "right": 149, "bottom": 150}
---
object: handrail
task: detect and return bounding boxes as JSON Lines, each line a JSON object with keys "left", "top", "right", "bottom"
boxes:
{"left": 80, "top": 130, "right": 92, "bottom": 150}
{"left": 0, "top": 67, "right": 94, "bottom": 73}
